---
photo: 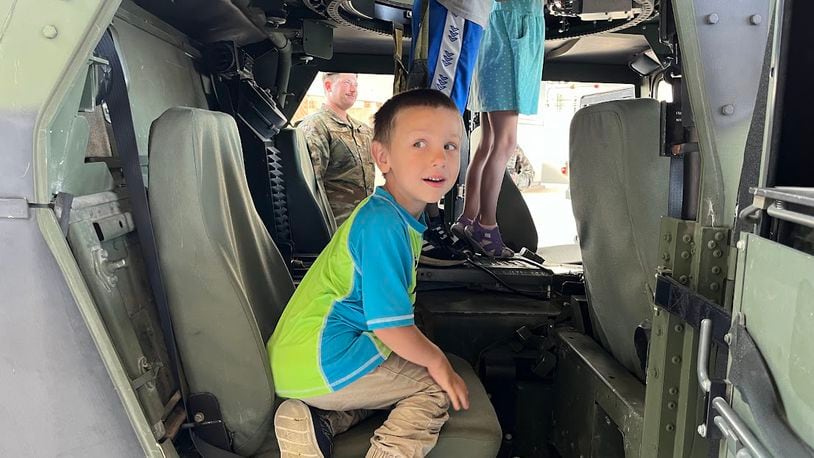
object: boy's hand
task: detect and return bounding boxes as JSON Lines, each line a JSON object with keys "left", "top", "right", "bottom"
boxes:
{"left": 427, "top": 357, "right": 470, "bottom": 411}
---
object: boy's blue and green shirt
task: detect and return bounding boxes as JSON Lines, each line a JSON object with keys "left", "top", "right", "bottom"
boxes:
{"left": 269, "top": 187, "right": 426, "bottom": 398}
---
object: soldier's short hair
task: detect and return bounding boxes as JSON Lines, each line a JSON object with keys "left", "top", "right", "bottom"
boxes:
{"left": 322, "top": 72, "right": 357, "bottom": 82}
{"left": 373, "top": 89, "right": 459, "bottom": 145}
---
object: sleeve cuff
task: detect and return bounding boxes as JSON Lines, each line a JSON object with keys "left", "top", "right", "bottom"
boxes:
{"left": 366, "top": 314, "right": 415, "bottom": 330}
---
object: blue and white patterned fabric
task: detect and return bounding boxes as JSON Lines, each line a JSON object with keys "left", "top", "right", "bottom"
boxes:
{"left": 469, "top": 0, "right": 545, "bottom": 115}
{"left": 411, "top": 0, "right": 486, "bottom": 113}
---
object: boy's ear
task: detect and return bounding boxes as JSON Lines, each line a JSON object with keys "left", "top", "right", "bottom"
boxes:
{"left": 371, "top": 140, "right": 391, "bottom": 174}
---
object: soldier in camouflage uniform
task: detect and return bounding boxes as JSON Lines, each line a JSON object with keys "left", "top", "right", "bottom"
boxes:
{"left": 297, "top": 73, "right": 375, "bottom": 225}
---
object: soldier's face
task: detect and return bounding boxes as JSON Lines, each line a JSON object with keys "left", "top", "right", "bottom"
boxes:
{"left": 325, "top": 74, "right": 358, "bottom": 110}
{"left": 372, "top": 106, "right": 461, "bottom": 217}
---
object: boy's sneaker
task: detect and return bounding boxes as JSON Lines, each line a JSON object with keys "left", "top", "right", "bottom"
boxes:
{"left": 274, "top": 399, "right": 333, "bottom": 458}
{"left": 419, "top": 219, "right": 468, "bottom": 267}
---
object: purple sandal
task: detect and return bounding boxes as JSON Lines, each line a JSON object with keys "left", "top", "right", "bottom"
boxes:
{"left": 471, "top": 222, "right": 515, "bottom": 258}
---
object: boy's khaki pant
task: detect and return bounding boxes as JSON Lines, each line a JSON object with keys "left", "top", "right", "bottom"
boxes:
{"left": 303, "top": 354, "right": 450, "bottom": 458}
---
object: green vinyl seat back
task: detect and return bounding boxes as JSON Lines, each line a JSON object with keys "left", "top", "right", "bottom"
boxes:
{"left": 569, "top": 98, "right": 669, "bottom": 378}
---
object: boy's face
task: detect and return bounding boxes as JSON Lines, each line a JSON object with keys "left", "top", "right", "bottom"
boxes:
{"left": 372, "top": 105, "right": 462, "bottom": 217}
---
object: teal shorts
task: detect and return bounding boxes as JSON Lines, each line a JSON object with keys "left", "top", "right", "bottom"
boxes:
{"left": 469, "top": 0, "right": 546, "bottom": 115}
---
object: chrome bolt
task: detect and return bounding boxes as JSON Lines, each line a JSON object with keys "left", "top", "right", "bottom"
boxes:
{"left": 721, "top": 104, "right": 735, "bottom": 116}
{"left": 42, "top": 25, "right": 58, "bottom": 39}
{"left": 194, "top": 412, "right": 205, "bottom": 423}
{"left": 706, "top": 13, "right": 719, "bottom": 24}
{"left": 750, "top": 14, "right": 762, "bottom": 25}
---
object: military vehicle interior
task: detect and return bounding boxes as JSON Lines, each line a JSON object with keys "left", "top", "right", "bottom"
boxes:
{"left": 37, "top": 0, "right": 813, "bottom": 456}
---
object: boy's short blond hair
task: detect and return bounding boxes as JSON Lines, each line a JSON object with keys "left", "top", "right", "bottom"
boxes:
{"left": 373, "top": 89, "right": 460, "bottom": 145}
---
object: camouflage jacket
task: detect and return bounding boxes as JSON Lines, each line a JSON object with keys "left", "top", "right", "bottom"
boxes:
{"left": 297, "top": 105, "right": 375, "bottom": 225}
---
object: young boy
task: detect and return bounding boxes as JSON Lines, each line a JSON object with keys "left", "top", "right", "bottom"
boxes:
{"left": 269, "top": 89, "right": 469, "bottom": 458}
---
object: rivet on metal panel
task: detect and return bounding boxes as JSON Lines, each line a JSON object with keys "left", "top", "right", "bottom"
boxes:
{"left": 671, "top": 355, "right": 682, "bottom": 364}
{"left": 674, "top": 324, "right": 684, "bottom": 333}
{"left": 710, "top": 282, "right": 720, "bottom": 291}
{"left": 666, "top": 424, "right": 675, "bottom": 432}
{"left": 711, "top": 266, "right": 722, "bottom": 275}
{"left": 707, "top": 240, "right": 717, "bottom": 249}
{"left": 668, "top": 387, "right": 678, "bottom": 395}
{"left": 679, "top": 275, "right": 689, "bottom": 285}
{"left": 714, "top": 232, "right": 725, "bottom": 242}
{"left": 697, "top": 424, "right": 707, "bottom": 437}
{"left": 681, "top": 251, "right": 690, "bottom": 259}
{"left": 667, "top": 402, "right": 677, "bottom": 410}
{"left": 705, "top": 13, "right": 719, "bottom": 24}
{"left": 713, "top": 249, "right": 723, "bottom": 258}
{"left": 664, "top": 233, "right": 672, "bottom": 242}
{"left": 682, "top": 234, "right": 692, "bottom": 243}
{"left": 662, "top": 252, "right": 671, "bottom": 261}
{"left": 42, "top": 25, "right": 58, "bottom": 39}
{"left": 749, "top": 14, "right": 762, "bottom": 25}
{"left": 721, "top": 104, "right": 735, "bottom": 115}
{"left": 724, "top": 333, "right": 732, "bottom": 345}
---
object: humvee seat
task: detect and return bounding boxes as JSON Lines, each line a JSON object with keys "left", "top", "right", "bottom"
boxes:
{"left": 148, "top": 107, "right": 501, "bottom": 456}
{"left": 569, "top": 99, "right": 669, "bottom": 378}
{"left": 276, "top": 127, "right": 336, "bottom": 255}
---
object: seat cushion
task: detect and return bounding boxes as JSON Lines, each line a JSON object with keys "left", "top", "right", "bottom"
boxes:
{"left": 332, "top": 354, "right": 502, "bottom": 458}
{"left": 149, "top": 107, "right": 294, "bottom": 455}
{"left": 569, "top": 98, "right": 668, "bottom": 377}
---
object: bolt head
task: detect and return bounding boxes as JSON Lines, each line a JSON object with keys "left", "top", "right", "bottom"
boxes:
{"left": 42, "top": 25, "right": 58, "bottom": 39}
{"left": 682, "top": 234, "right": 692, "bottom": 243}
{"left": 679, "top": 275, "right": 689, "bottom": 284}
{"left": 706, "top": 13, "right": 720, "bottom": 24}
{"left": 194, "top": 412, "right": 205, "bottom": 423}
{"left": 714, "top": 232, "right": 725, "bottom": 242}
{"left": 664, "top": 233, "right": 672, "bottom": 242}
{"left": 668, "top": 387, "right": 678, "bottom": 395}
{"left": 713, "top": 249, "right": 723, "bottom": 258}
{"left": 698, "top": 424, "right": 707, "bottom": 437}
{"left": 681, "top": 251, "right": 691, "bottom": 260}
{"left": 750, "top": 14, "right": 762, "bottom": 25}
{"left": 721, "top": 104, "right": 735, "bottom": 115}
{"left": 724, "top": 333, "right": 732, "bottom": 344}
{"left": 671, "top": 355, "right": 682, "bottom": 364}
{"left": 712, "top": 266, "right": 722, "bottom": 275}
{"left": 674, "top": 324, "right": 684, "bottom": 333}
{"left": 707, "top": 240, "right": 717, "bottom": 249}
{"left": 667, "top": 402, "right": 677, "bottom": 410}
{"left": 710, "top": 282, "right": 720, "bottom": 291}
{"left": 736, "top": 240, "right": 746, "bottom": 250}
{"left": 666, "top": 423, "right": 675, "bottom": 432}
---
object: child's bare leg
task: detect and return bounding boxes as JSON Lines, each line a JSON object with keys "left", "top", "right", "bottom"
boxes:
{"left": 461, "top": 114, "right": 494, "bottom": 221}
{"left": 478, "top": 110, "right": 519, "bottom": 226}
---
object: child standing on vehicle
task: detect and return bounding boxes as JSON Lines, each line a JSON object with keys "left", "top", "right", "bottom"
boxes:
{"left": 269, "top": 89, "right": 468, "bottom": 458}
{"left": 454, "top": 0, "right": 546, "bottom": 257}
